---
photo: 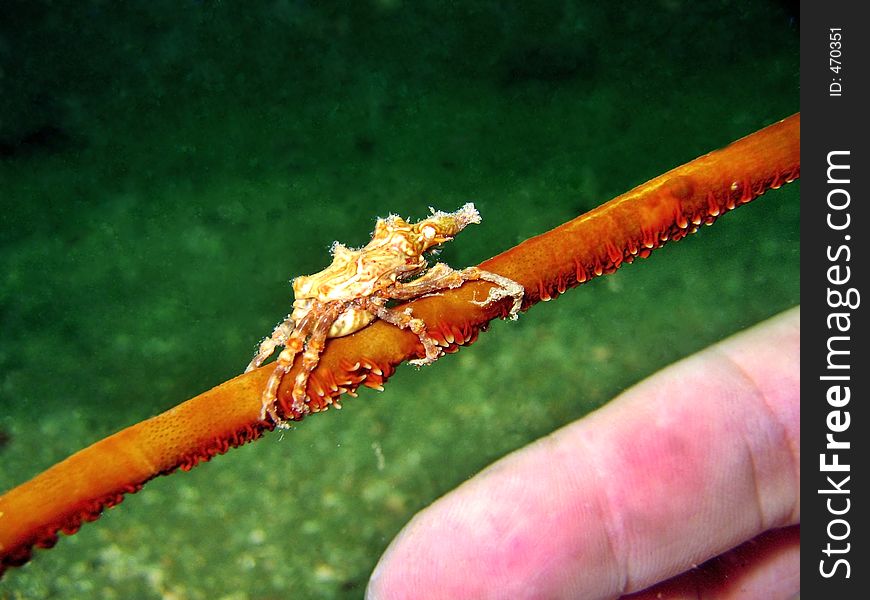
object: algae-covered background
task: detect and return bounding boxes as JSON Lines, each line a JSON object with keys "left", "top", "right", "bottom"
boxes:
{"left": 1, "top": 1, "right": 798, "bottom": 598}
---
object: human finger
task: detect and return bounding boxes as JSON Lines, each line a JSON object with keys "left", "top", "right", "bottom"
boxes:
{"left": 366, "top": 307, "right": 800, "bottom": 599}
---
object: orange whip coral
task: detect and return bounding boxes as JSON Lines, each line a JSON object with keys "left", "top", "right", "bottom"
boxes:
{"left": 0, "top": 113, "right": 799, "bottom": 577}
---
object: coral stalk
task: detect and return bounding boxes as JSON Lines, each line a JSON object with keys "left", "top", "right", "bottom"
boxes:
{"left": 0, "top": 113, "right": 799, "bottom": 576}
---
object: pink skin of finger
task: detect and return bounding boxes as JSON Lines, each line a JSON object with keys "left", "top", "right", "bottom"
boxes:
{"left": 366, "top": 307, "right": 800, "bottom": 600}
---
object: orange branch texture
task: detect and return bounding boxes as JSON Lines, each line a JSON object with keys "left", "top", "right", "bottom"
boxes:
{"left": 0, "top": 113, "right": 800, "bottom": 577}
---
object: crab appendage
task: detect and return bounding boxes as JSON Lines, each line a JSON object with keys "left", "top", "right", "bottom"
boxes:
{"left": 379, "top": 262, "right": 525, "bottom": 364}
{"left": 391, "top": 263, "right": 524, "bottom": 318}
{"left": 258, "top": 309, "right": 317, "bottom": 425}
{"left": 288, "top": 309, "right": 336, "bottom": 416}
{"left": 246, "top": 315, "right": 295, "bottom": 373}
{"left": 260, "top": 341, "right": 302, "bottom": 425}
{"left": 371, "top": 302, "right": 442, "bottom": 366}
{"left": 258, "top": 304, "right": 345, "bottom": 427}
{"left": 386, "top": 262, "right": 463, "bottom": 299}
{"left": 466, "top": 268, "right": 524, "bottom": 319}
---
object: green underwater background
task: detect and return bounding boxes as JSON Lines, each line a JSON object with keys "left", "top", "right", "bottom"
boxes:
{"left": 1, "top": 1, "right": 798, "bottom": 598}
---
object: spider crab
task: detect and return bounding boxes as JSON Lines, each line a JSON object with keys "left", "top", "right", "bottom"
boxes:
{"left": 245, "top": 203, "right": 524, "bottom": 426}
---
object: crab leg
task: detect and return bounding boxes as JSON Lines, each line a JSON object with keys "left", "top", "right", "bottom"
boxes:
{"left": 245, "top": 315, "right": 295, "bottom": 373}
{"left": 369, "top": 263, "right": 525, "bottom": 365}
{"left": 369, "top": 301, "right": 442, "bottom": 366}
{"left": 288, "top": 308, "right": 339, "bottom": 419}
{"left": 390, "top": 263, "right": 524, "bottom": 317}
{"left": 467, "top": 269, "right": 524, "bottom": 317}
{"left": 259, "top": 311, "right": 316, "bottom": 423}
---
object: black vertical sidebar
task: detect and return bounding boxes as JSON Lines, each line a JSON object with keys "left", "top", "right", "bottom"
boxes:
{"left": 801, "top": 0, "right": 868, "bottom": 596}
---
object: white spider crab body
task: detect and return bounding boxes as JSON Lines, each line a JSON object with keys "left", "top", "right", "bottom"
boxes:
{"left": 246, "top": 203, "right": 523, "bottom": 426}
